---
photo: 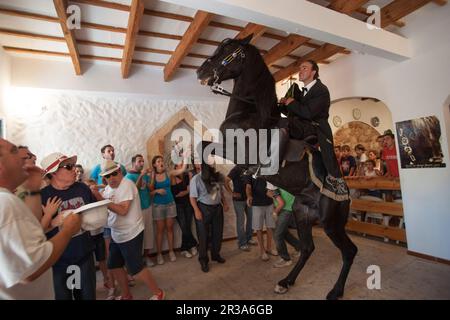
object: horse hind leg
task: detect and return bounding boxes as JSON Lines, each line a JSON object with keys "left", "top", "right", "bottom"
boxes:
{"left": 322, "top": 199, "right": 358, "bottom": 300}
{"left": 275, "top": 202, "right": 317, "bottom": 294}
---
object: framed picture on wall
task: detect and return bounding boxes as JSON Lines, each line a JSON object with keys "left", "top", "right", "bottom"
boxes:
{"left": 395, "top": 115, "right": 446, "bottom": 169}
{"left": 0, "top": 118, "right": 5, "bottom": 139}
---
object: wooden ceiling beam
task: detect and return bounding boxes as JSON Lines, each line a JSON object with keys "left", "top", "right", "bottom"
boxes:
{"left": 273, "top": 43, "right": 344, "bottom": 82}
{"left": 121, "top": 0, "right": 144, "bottom": 78}
{"left": 164, "top": 10, "right": 213, "bottom": 81}
{"left": 268, "top": 0, "right": 363, "bottom": 76}
{"left": 68, "top": 0, "right": 321, "bottom": 49}
{"left": 235, "top": 23, "right": 266, "bottom": 43}
{"left": 263, "top": 34, "right": 310, "bottom": 66}
{"left": 355, "top": 7, "right": 405, "bottom": 28}
{"left": 380, "top": 0, "right": 434, "bottom": 28}
{"left": 328, "top": 0, "right": 370, "bottom": 14}
{"left": 273, "top": 0, "right": 435, "bottom": 82}
{"left": 53, "top": 0, "right": 82, "bottom": 75}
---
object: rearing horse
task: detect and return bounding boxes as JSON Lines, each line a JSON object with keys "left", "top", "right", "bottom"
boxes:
{"left": 197, "top": 35, "right": 357, "bottom": 300}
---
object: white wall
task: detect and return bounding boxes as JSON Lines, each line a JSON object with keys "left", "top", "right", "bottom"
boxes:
{"left": 0, "top": 46, "right": 11, "bottom": 121}
{"left": 3, "top": 87, "right": 228, "bottom": 171}
{"left": 9, "top": 56, "right": 232, "bottom": 100}
{"left": 2, "top": 87, "right": 232, "bottom": 247}
{"left": 318, "top": 4, "right": 450, "bottom": 260}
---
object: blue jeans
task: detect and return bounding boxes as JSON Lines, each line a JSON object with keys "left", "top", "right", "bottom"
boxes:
{"left": 52, "top": 253, "right": 96, "bottom": 300}
{"left": 233, "top": 200, "right": 253, "bottom": 247}
{"left": 274, "top": 210, "right": 300, "bottom": 261}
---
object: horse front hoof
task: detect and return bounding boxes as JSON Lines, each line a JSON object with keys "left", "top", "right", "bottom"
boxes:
{"left": 326, "top": 288, "right": 344, "bottom": 300}
{"left": 274, "top": 284, "right": 289, "bottom": 294}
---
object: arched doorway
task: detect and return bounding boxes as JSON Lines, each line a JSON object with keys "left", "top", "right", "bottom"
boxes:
{"left": 330, "top": 97, "right": 406, "bottom": 245}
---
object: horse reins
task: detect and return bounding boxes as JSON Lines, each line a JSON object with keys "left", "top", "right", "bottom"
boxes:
{"left": 209, "top": 47, "right": 256, "bottom": 105}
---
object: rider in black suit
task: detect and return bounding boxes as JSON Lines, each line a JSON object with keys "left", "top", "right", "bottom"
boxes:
{"left": 279, "top": 60, "right": 343, "bottom": 184}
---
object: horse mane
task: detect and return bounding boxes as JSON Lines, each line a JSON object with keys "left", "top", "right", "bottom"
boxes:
{"left": 200, "top": 162, "right": 225, "bottom": 194}
{"left": 235, "top": 42, "right": 280, "bottom": 128}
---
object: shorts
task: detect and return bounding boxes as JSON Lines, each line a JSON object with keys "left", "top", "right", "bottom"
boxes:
{"left": 103, "top": 227, "right": 111, "bottom": 239}
{"left": 252, "top": 205, "right": 275, "bottom": 231}
{"left": 152, "top": 203, "right": 177, "bottom": 221}
{"left": 107, "top": 231, "right": 144, "bottom": 276}
{"left": 92, "top": 233, "right": 106, "bottom": 262}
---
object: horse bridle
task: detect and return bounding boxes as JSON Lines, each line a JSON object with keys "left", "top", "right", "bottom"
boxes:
{"left": 209, "top": 47, "right": 255, "bottom": 105}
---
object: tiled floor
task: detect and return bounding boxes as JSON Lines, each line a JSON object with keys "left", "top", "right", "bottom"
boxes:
{"left": 96, "top": 228, "right": 450, "bottom": 300}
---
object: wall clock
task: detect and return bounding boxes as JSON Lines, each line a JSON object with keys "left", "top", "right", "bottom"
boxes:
{"left": 332, "top": 115, "right": 342, "bottom": 127}
{"left": 371, "top": 116, "right": 380, "bottom": 127}
{"left": 352, "top": 108, "right": 361, "bottom": 120}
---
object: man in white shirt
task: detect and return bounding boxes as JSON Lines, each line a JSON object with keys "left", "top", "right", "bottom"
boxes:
{"left": 91, "top": 160, "right": 165, "bottom": 300}
{"left": 0, "top": 138, "right": 81, "bottom": 300}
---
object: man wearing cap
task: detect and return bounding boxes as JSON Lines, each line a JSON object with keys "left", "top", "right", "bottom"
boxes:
{"left": 0, "top": 138, "right": 81, "bottom": 299}
{"left": 90, "top": 144, "right": 127, "bottom": 186}
{"left": 90, "top": 160, "right": 165, "bottom": 300}
{"left": 41, "top": 152, "right": 97, "bottom": 300}
{"left": 279, "top": 60, "right": 344, "bottom": 191}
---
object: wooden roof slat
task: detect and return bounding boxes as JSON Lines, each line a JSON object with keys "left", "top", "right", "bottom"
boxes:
{"left": 0, "top": 28, "right": 215, "bottom": 61}
{"left": 121, "top": 0, "right": 144, "bottom": 78}
{"left": 164, "top": 10, "right": 213, "bottom": 81}
{"left": 71, "top": 0, "right": 130, "bottom": 11}
{"left": 2, "top": 45, "right": 200, "bottom": 69}
{"left": 0, "top": 7, "right": 59, "bottom": 23}
{"left": 53, "top": 0, "right": 82, "bottom": 75}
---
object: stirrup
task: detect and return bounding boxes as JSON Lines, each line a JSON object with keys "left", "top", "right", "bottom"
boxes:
{"left": 252, "top": 165, "right": 261, "bottom": 179}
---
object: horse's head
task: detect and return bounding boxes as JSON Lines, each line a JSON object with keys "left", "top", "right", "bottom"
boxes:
{"left": 197, "top": 34, "right": 253, "bottom": 86}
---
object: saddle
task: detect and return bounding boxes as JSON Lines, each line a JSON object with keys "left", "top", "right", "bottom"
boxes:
{"left": 280, "top": 138, "right": 349, "bottom": 202}
{"left": 281, "top": 136, "right": 317, "bottom": 167}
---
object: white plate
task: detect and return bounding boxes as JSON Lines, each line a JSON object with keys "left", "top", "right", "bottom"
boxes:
{"left": 73, "top": 200, "right": 111, "bottom": 214}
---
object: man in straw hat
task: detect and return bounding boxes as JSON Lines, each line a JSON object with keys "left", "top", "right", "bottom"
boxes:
{"left": 40, "top": 152, "right": 97, "bottom": 300}
{"left": 90, "top": 159, "right": 165, "bottom": 300}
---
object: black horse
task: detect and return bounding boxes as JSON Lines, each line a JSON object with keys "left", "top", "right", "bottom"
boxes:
{"left": 196, "top": 35, "right": 358, "bottom": 300}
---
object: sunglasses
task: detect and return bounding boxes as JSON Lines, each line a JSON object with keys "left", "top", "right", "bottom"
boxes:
{"left": 60, "top": 164, "right": 75, "bottom": 171}
{"left": 104, "top": 170, "right": 119, "bottom": 179}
